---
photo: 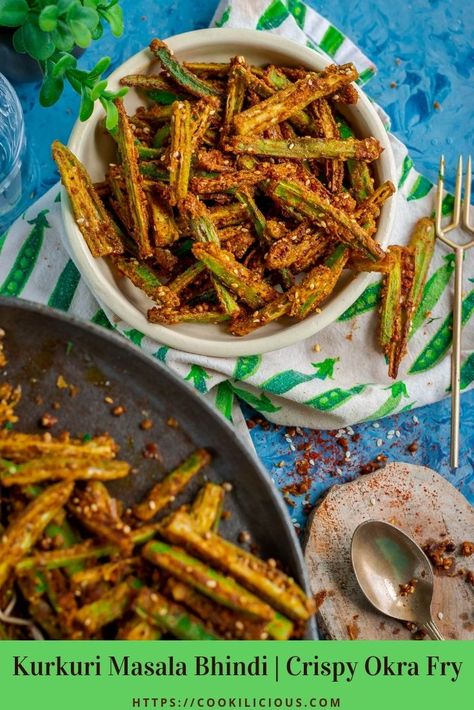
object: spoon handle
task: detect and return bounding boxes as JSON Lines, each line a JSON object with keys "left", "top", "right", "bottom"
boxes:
{"left": 422, "top": 619, "right": 445, "bottom": 640}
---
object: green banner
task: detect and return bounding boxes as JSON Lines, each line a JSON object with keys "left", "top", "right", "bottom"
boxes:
{"left": 0, "top": 641, "right": 471, "bottom": 708}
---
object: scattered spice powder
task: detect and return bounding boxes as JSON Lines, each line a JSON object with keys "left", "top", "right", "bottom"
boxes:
{"left": 39, "top": 413, "right": 58, "bottom": 429}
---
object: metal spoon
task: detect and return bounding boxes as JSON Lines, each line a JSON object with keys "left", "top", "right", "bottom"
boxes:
{"left": 351, "top": 520, "right": 444, "bottom": 640}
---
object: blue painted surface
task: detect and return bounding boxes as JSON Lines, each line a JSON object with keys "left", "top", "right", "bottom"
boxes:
{"left": 6, "top": 0, "right": 474, "bottom": 533}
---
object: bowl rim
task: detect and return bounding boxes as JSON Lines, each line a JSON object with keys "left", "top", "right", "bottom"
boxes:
{"left": 64, "top": 27, "right": 396, "bottom": 357}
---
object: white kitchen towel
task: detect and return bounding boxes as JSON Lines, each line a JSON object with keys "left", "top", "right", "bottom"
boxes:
{"left": 0, "top": 0, "right": 472, "bottom": 429}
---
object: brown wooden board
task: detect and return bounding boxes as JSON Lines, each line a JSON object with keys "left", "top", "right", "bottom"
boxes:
{"left": 304, "top": 462, "right": 474, "bottom": 640}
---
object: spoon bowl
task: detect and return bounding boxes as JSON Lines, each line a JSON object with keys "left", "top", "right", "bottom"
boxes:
{"left": 351, "top": 520, "right": 444, "bottom": 639}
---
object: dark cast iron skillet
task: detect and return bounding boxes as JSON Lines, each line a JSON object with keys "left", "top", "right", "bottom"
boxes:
{"left": 0, "top": 297, "right": 317, "bottom": 639}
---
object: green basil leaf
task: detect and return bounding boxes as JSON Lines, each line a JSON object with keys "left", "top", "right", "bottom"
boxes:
{"left": 57, "top": 0, "right": 79, "bottom": 15}
{"left": 98, "top": 4, "right": 123, "bottom": 36}
{"left": 89, "top": 55, "right": 110, "bottom": 78}
{"left": 79, "top": 88, "right": 94, "bottom": 121}
{"left": 90, "top": 21, "right": 103, "bottom": 40}
{"left": 102, "top": 98, "right": 118, "bottom": 131}
{"left": 0, "top": 0, "right": 29, "bottom": 27}
{"left": 51, "top": 52, "right": 77, "bottom": 77}
{"left": 90, "top": 79, "right": 107, "bottom": 100}
{"left": 67, "top": 4, "right": 99, "bottom": 31}
{"left": 12, "top": 26, "right": 26, "bottom": 53}
{"left": 68, "top": 20, "right": 92, "bottom": 48}
{"left": 39, "top": 6, "right": 60, "bottom": 32}
{"left": 40, "top": 74, "right": 64, "bottom": 106}
{"left": 22, "top": 21, "right": 56, "bottom": 61}
{"left": 52, "top": 22, "right": 75, "bottom": 52}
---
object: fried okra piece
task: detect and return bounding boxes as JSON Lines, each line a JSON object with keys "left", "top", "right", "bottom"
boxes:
{"left": 147, "top": 192, "right": 179, "bottom": 247}
{"left": 68, "top": 481, "right": 133, "bottom": 553}
{"left": 143, "top": 541, "right": 276, "bottom": 620}
{"left": 0, "top": 481, "right": 73, "bottom": 590}
{"left": 16, "top": 523, "right": 162, "bottom": 574}
{"left": 118, "top": 615, "right": 162, "bottom": 640}
{"left": 266, "top": 178, "right": 385, "bottom": 261}
{"left": 232, "top": 64, "right": 358, "bottom": 136}
{"left": 115, "top": 99, "right": 153, "bottom": 259}
{"left": 149, "top": 39, "right": 220, "bottom": 98}
{"left": 230, "top": 247, "right": 347, "bottom": 335}
{"left": 226, "top": 135, "right": 382, "bottom": 162}
{"left": 0, "top": 432, "right": 118, "bottom": 463}
{"left": 52, "top": 141, "right": 123, "bottom": 258}
{"left": 223, "top": 56, "right": 247, "bottom": 136}
{"left": 354, "top": 180, "right": 396, "bottom": 222}
{"left": 310, "top": 98, "right": 344, "bottom": 193}
{"left": 134, "top": 587, "right": 220, "bottom": 640}
{"left": 147, "top": 307, "right": 230, "bottom": 325}
{"left": 0, "top": 456, "right": 130, "bottom": 486}
{"left": 379, "top": 246, "right": 415, "bottom": 379}
{"left": 192, "top": 242, "right": 278, "bottom": 309}
{"left": 212, "top": 277, "right": 241, "bottom": 317}
{"left": 265, "top": 223, "right": 327, "bottom": 270}
{"left": 188, "top": 482, "right": 225, "bottom": 533}
{"left": 160, "top": 512, "right": 314, "bottom": 622}
{"left": 289, "top": 245, "right": 349, "bottom": 319}
{"left": 71, "top": 558, "right": 138, "bottom": 589}
{"left": 133, "top": 448, "right": 211, "bottom": 522}
{"left": 169, "top": 100, "right": 193, "bottom": 205}
{"left": 191, "top": 96, "right": 221, "bottom": 151}
{"left": 180, "top": 194, "right": 220, "bottom": 243}
{"left": 338, "top": 118, "right": 375, "bottom": 202}
{"left": 75, "top": 578, "right": 140, "bottom": 633}
{"left": 111, "top": 255, "right": 179, "bottom": 307}
{"left": 209, "top": 202, "right": 249, "bottom": 228}
{"left": 380, "top": 218, "right": 435, "bottom": 378}
{"left": 167, "top": 578, "right": 293, "bottom": 640}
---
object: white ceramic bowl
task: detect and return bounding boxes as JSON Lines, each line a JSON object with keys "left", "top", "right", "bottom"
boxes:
{"left": 63, "top": 28, "right": 396, "bottom": 356}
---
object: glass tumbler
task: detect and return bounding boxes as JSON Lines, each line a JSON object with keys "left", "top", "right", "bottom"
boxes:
{"left": 0, "top": 72, "right": 37, "bottom": 233}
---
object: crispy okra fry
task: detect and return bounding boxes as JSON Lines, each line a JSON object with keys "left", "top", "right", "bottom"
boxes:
{"left": 0, "top": 432, "right": 118, "bottom": 463}
{"left": 143, "top": 541, "right": 276, "bottom": 620}
{"left": 227, "top": 135, "right": 382, "bottom": 162}
{"left": 75, "top": 578, "right": 139, "bottom": 633}
{"left": 379, "top": 246, "right": 405, "bottom": 379}
{"left": 267, "top": 178, "right": 385, "bottom": 261}
{"left": 265, "top": 223, "right": 327, "bottom": 270}
{"left": 147, "top": 307, "right": 230, "bottom": 325}
{"left": 112, "top": 255, "right": 179, "bottom": 307}
{"left": 149, "top": 39, "right": 220, "bottom": 98}
{"left": 289, "top": 245, "right": 349, "bottom": 319}
{"left": 0, "top": 456, "right": 130, "bottom": 486}
{"left": 120, "top": 73, "right": 185, "bottom": 95}
{"left": 0, "top": 481, "right": 73, "bottom": 590}
{"left": 133, "top": 448, "right": 211, "bottom": 521}
{"left": 191, "top": 169, "right": 266, "bottom": 195}
{"left": 229, "top": 294, "right": 289, "bottom": 336}
{"left": 337, "top": 117, "right": 374, "bottom": 202}
{"left": 134, "top": 587, "right": 220, "bottom": 640}
{"left": 52, "top": 141, "right": 123, "bottom": 258}
{"left": 68, "top": 481, "right": 133, "bottom": 553}
{"left": 233, "top": 64, "right": 358, "bottom": 136}
{"left": 160, "top": 512, "right": 313, "bottom": 622}
{"left": 387, "top": 219, "right": 435, "bottom": 376}
{"left": 223, "top": 56, "right": 247, "bottom": 135}
{"left": 147, "top": 192, "right": 179, "bottom": 247}
{"left": 181, "top": 194, "right": 220, "bottom": 243}
{"left": 16, "top": 523, "right": 162, "bottom": 574}
{"left": 167, "top": 262, "right": 207, "bottom": 294}
{"left": 192, "top": 242, "right": 278, "bottom": 309}
{"left": 354, "top": 180, "right": 396, "bottom": 221}
{"left": 115, "top": 99, "right": 153, "bottom": 259}
{"left": 189, "top": 482, "right": 225, "bottom": 533}
{"left": 71, "top": 558, "right": 138, "bottom": 589}
{"left": 167, "top": 579, "right": 293, "bottom": 640}
{"left": 212, "top": 278, "right": 241, "bottom": 317}
{"left": 191, "top": 97, "right": 220, "bottom": 151}
{"left": 310, "top": 98, "right": 344, "bottom": 193}
{"left": 209, "top": 202, "right": 249, "bottom": 228}
{"left": 169, "top": 100, "right": 193, "bottom": 205}
{"left": 139, "top": 161, "right": 170, "bottom": 182}
{"left": 118, "top": 615, "right": 162, "bottom": 640}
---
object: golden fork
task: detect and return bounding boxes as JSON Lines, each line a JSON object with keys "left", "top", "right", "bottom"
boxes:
{"left": 435, "top": 155, "right": 474, "bottom": 468}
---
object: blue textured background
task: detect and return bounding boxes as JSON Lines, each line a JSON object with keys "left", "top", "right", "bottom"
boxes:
{"left": 8, "top": 0, "right": 474, "bottom": 535}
